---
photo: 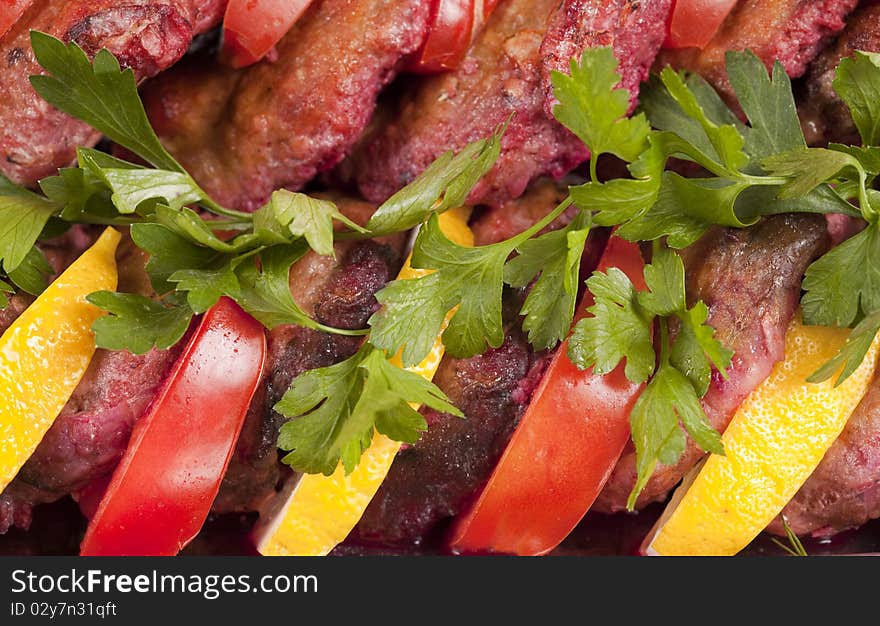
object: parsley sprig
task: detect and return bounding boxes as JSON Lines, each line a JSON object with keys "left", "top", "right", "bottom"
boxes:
{"left": 568, "top": 245, "right": 731, "bottom": 508}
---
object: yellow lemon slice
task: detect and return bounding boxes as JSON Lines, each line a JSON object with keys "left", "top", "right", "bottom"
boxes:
{"left": 645, "top": 312, "right": 880, "bottom": 556}
{"left": 256, "top": 207, "right": 473, "bottom": 556}
{"left": 0, "top": 227, "right": 120, "bottom": 492}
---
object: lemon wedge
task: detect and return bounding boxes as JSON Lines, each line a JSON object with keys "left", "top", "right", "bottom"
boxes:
{"left": 255, "top": 207, "right": 473, "bottom": 556}
{"left": 644, "top": 312, "right": 880, "bottom": 556}
{"left": 0, "top": 227, "right": 120, "bottom": 492}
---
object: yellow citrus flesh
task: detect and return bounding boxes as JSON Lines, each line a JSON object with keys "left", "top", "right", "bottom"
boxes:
{"left": 647, "top": 313, "right": 880, "bottom": 556}
{"left": 256, "top": 207, "right": 473, "bottom": 556}
{"left": 0, "top": 227, "right": 120, "bottom": 492}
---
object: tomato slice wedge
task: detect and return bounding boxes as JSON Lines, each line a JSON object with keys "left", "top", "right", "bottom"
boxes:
{"left": 664, "top": 0, "right": 737, "bottom": 49}
{"left": 450, "top": 237, "right": 648, "bottom": 556}
{"left": 79, "top": 297, "right": 266, "bottom": 556}
{"left": 0, "top": 0, "right": 33, "bottom": 41}
{"left": 221, "top": 0, "right": 315, "bottom": 68}
{"left": 407, "top": 0, "right": 475, "bottom": 74}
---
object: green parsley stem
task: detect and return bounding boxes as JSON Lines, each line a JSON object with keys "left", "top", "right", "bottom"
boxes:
{"left": 198, "top": 193, "right": 254, "bottom": 221}
{"left": 589, "top": 158, "right": 599, "bottom": 185}
{"left": 515, "top": 195, "right": 576, "bottom": 244}
{"left": 314, "top": 323, "right": 370, "bottom": 337}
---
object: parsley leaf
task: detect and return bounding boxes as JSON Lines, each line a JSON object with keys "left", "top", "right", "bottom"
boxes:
{"left": 567, "top": 245, "right": 730, "bottom": 508}
{"left": 78, "top": 149, "right": 203, "bottom": 215}
{"left": 568, "top": 267, "right": 655, "bottom": 383}
{"left": 551, "top": 47, "right": 650, "bottom": 163}
{"left": 275, "top": 344, "right": 461, "bottom": 475}
{"left": 29, "top": 31, "right": 182, "bottom": 173}
{"left": 87, "top": 292, "right": 193, "bottom": 354}
{"left": 0, "top": 279, "right": 12, "bottom": 309}
{"left": 266, "top": 190, "right": 365, "bottom": 257}
{"left": 0, "top": 173, "right": 58, "bottom": 273}
{"left": 833, "top": 51, "right": 880, "bottom": 147}
{"left": 169, "top": 262, "right": 240, "bottom": 314}
{"left": 808, "top": 309, "right": 880, "bottom": 387}
{"left": 725, "top": 51, "right": 805, "bottom": 159}
{"left": 504, "top": 210, "right": 592, "bottom": 349}
{"left": 659, "top": 67, "right": 749, "bottom": 172}
{"left": 762, "top": 147, "right": 863, "bottom": 200}
{"left": 129, "top": 223, "right": 218, "bottom": 294}
{"left": 801, "top": 223, "right": 880, "bottom": 328}
{"left": 365, "top": 135, "right": 502, "bottom": 236}
{"left": 628, "top": 362, "right": 724, "bottom": 510}
{"left": 7, "top": 246, "right": 52, "bottom": 296}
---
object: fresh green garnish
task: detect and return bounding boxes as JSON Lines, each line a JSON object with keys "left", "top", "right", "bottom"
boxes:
{"left": 275, "top": 343, "right": 462, "bottom": 475}
{"left": 771, "top": 516, "right": 808, "bottom": 557}
{"left": 568, "top": 246, "right": 731, "bottom": 508}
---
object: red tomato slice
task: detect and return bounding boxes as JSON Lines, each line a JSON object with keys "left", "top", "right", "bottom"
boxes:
{"left": 0, "top": 0, "right": 34, "bottom": 40}
{"left": 221, "top": 0, "right": 314, "bottom": 68}
{"left": 450, "top": 237, "right": 648, "bottom": 556}
{"left": 79, "top": 297, "right": 266, "bottom": 556}
{"left": 407, "top": 0, "right": 475, "bottom": 74}
{"left": 664, "top": 0, "right": 737, "bottom": 49}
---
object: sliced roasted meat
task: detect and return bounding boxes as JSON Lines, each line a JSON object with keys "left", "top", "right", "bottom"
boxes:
{"left": 540, "top": 0, "right": 673, "bottom": 118}
{"left": 595, "top": 214, "right": 829, "bottom": 512}
{"left": 799, "top": 2, "right": 880, "bottom": 146}
{"left": 656, "top": 0, "right": 857, "bottom": 106}
{"left": 341, "top": 183, "right": 610, "bottom": 549}
{"left": 142, "top": 0, "right": 430, "bottom": 212}
{"left": 346, "top": 314, "right": 540, "bottom": 548}
{"left": 0, "top": 346, "right": 184, "bottom": 533}
{"left": 0, "top": 0, "right": 226, "bottom": 186}
{"left": 213, "top": 197, "right": 407, "bottom": 513}
{"left": 0, "top": 234, "right": 183, "bottom": 533}
{"left": 350, "top": 0, "right": 671, "bottom": 208}
{"left": 774, "top": 369, "right": 880, "bottom": 538}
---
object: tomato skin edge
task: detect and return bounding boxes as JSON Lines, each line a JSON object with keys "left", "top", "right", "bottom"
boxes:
{"left": 220, "top": 0, "right": 314, "bottom": 68}
{"left": 450, "top": 237, "right": 648, "bottom": 556}
{"left": 79, "top": 297, "right": 266, "bottom": 556}
{"left": 663, "top": 0, "right": 738, "bottom": 49}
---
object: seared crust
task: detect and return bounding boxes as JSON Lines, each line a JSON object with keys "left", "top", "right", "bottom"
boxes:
{"left": 0, "top": 0, "right": 225, "bottom": 185}
{"left": 142, "top": 0, "right": 430, "bottom": 212}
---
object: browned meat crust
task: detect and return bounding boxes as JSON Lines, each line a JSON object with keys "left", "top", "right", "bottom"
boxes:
{"left": 142, "top": 0, "right": 430, "bottom": 212}
{"left": 595, "top": 214, "right": 829, "bottom": 512}
{"left": 656, "top": 0, "right": 857, "bottom": 106}
{"left": 540, "top": 0, "right": 673, "bottom": 118}
{"left": 214, "top": 198, "right": 407, "bottom": 513}
{"left": 800, "top": 2, "right": 880, "bottom": 146}
{"left": 347, "top": 318, "right": 539, "bottom": 548}
{"left": 0, "top": 0, "right": 226, "bottom": 186}
{"left": 0, "top": 233, "right": 183, "bottom": 532}
{"left": 350, "top": 0, "right": 671, "bottom": 209}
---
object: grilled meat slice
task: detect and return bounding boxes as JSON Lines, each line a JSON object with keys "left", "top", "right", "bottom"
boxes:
{"left": 656, "top": 0, "right": 857, "bottom": 106}
{"left": 595, "top": 214, "right": 830, "bottom": 512}
{"left": 540, "top": 0, "right": 673, "bottom": 118}
{"left": 0, "top": 346, "right": 184, "bottom": 533}
{"left": 214, "top": 197, "right": 407, "bottom": 513}
{"left": 0, "top": 0, "right": 225, "bottom": 186}
{"left": 142, "top": 0, "right": 430, "bottom": 212}
{"left": 346, "top": 318, "right": 540, "bottom": 548}
{"left": 342, "top": 183, "right": 608, "bottom": 549}
{"left": 800, "top": 2, "right": 880, "bottom": 146}
{"left": 350, "top": 0, "right": 671, "bottom": 208}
